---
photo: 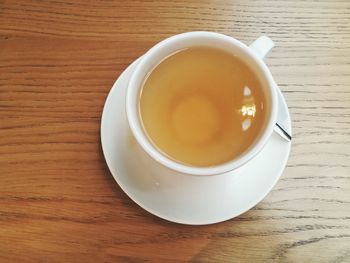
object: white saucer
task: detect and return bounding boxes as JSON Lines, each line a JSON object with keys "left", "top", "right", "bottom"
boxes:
{"left": 101, "top": 59, "right": 292, "bottom": 225}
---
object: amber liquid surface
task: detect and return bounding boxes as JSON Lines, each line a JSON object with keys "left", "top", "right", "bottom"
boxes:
{"left": 139, "top": 47, "right": 266, "bottom": 167}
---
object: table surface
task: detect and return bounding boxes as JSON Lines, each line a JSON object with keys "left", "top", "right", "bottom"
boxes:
{"left": 1, "top": 1, "right": 349, "bottom": 262}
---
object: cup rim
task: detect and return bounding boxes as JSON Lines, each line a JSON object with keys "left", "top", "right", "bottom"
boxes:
{"left": 126, "top": 31, "right": 277, "bottom": 176}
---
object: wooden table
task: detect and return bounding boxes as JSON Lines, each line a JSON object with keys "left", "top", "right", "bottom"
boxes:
{"left": 1, "top": 1, "right": 349, "bottom": 262}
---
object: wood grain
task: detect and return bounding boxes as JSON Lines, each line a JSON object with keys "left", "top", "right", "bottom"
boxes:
{"left": 1, "top": 0, "right": 349, "bottom": 262}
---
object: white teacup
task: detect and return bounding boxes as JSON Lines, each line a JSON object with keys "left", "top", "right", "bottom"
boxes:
{"left": 126, "top": 31, "right": 284, "bottom": 176}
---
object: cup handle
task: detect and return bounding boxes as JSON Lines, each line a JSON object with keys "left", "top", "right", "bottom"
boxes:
{"left": 249, "top": 36, "right": 275, "bottom": 59}
{"left": 249, "top": 36, "right": 292, "bottom": 141}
